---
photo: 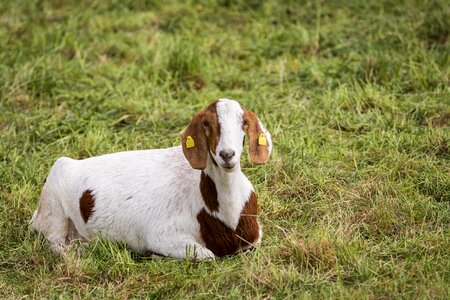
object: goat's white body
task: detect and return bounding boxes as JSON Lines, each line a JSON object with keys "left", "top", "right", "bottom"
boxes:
{"left": 31, "top": 99, "right": 271, "bottom": 259}
{"left": 31, "top": 146, "right": 255, "bottom": 259}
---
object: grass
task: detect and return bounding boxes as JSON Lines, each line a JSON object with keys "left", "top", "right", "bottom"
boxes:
{"left": 0, "top": 0, "right": 449, "bottom": 298}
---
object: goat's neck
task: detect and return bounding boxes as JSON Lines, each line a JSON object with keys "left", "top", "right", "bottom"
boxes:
{"left": 202, "top": 155, "right": 253, "bottom": 229}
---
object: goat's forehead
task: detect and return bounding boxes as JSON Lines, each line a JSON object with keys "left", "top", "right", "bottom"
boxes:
{"left": 215, "top": 99, "right": 244, "bottom": 124}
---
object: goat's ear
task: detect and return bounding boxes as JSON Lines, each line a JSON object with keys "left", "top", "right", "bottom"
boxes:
{"left": 244, "top": 110, "right": 272, "bottom": 164}
{"left": 181, "top": 112, "right": 208, "bottom": 170}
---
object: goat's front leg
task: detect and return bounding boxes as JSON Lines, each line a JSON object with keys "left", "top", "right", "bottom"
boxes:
{"left": 153, "top": 238, "right": 215, "bottom": 260}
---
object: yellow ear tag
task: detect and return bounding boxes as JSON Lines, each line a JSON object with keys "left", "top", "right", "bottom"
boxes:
{"left": 186, "top": 136, "right": 195, "bottom": 148}
{"left": 258, "top": 133, "right": 267, "bottom": 146}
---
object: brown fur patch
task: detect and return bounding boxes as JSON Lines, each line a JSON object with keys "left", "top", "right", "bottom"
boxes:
{"left": 235, "top": 192, "right": 260, "bottom": 247}
{"left": 243, "top": 110, "right": 270, "bottom": 164}
{"left": 80, "top": 189, "right": 95, "bottom": 223}
{"left": 203, "top": 101, "right": 221, "bottom": 154}
{"left": 200, "top": 172, "right": 219, "bottom": 211}
{"left": 181, "top": 101, "right": 221, "bottom": 169}
{"left": 197, "top": 192, "right": 260, "bottom": 257}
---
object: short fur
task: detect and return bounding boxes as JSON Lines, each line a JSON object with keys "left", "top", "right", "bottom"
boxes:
{"left": 31, "top": 99, "right": 272, "bottom": 259}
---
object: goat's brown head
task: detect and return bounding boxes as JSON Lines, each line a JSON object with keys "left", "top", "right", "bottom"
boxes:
{"left": 181, "top": 99, "right": 272, "bottom": 171}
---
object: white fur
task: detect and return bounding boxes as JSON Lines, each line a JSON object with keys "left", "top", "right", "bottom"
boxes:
{"left": 213, "top": 100, "right": 246, "bottom": 170}
{"left": 30, "top": 99, "right": 270, "bottom": 259}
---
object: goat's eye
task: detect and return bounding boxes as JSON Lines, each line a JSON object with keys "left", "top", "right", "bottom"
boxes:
{"left": 203, "top": 121, "right": 210, "bottom": 128}
{"left": 242, "top": 120, "right": 249, "bottom": 127}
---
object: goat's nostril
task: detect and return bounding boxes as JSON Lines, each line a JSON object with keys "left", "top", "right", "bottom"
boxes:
{"left": 219, "top": 150, "right": 235, "bottom": 161}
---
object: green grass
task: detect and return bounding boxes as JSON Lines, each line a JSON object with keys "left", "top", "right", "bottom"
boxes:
{"left": 1, "top": 0, "right": 449, "bottom": 298}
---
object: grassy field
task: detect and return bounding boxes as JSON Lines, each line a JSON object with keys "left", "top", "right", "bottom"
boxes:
{"left": 1, "top": 0, "right": 449, "bottom": 298}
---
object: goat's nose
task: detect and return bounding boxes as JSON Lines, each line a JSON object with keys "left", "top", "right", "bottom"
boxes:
{"left": 219, "top": 150, "right": 235, "bottom": 161}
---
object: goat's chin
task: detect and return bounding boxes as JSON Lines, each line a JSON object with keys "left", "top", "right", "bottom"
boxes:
{"left": 220, "top": 163, "right": 238, "bottom": 172}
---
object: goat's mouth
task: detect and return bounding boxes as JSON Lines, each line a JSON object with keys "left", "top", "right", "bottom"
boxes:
{"left": 210, "top": 152, "right": 238, "bottom": 171}
{"left": 221, "top": 162, "right": 238, "bottom": 171}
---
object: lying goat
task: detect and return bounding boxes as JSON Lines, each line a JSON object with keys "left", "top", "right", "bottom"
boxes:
{"left": 31, "top": 99, "right": 272, "bottom": 259}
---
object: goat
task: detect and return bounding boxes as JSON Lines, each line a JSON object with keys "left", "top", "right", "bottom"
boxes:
{"left": 30, "top": 99, "right": 272, "bottom": 259}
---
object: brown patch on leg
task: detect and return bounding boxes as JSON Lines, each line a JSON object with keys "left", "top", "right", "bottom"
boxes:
{"left": 200, "top": 172, "right": 219, "bottom": 211}
{"left": 79, "top": 190, "right": 95, "bottom": 223}
{"left": 235, "top": 192, "right": 260, "bottom": 247}
{"left": 197, "top": 191, "right": 260, "bottom": 257}
{"left": 197, "top": 209, "right": 239, "bottom": 256}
